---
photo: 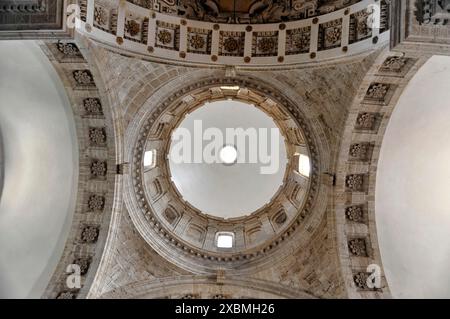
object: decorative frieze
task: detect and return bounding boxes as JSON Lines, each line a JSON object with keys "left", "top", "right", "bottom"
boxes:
{"left": 74, "top": 0, "right": 389, "bottom": 66}
{"left": 42, "top": 41, "right": 113, "bottom": 300}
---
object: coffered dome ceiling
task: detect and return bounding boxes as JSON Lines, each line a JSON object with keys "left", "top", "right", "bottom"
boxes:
{"left": 126, "top": 79, "right": 319, "bottom": 274}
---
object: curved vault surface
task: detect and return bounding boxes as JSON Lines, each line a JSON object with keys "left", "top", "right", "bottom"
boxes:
{"left": 376, "top": 55, "right": 450, "bottom": 298}
{"left": 0, "top": 41, "right": 78, "bottom": 298}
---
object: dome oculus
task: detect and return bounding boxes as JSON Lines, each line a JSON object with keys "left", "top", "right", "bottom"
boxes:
{"left": 219, "top": 145, "right": 238, "bottom": 164}
{"left": 167, "top": 100, "right": 288, "bottom": 219}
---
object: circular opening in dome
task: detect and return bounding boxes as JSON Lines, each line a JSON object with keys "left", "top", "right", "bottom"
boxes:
{"left": 219, "top": 145, "right": 237, "bottom": 164}
{"left": 167, "top": 99, "right": 289, "bottom": 219}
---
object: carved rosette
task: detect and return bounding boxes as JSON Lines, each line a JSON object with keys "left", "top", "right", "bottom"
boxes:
{"left": 189, "top": 34, "right": 205, "bottom": 50}
{"left": 346, "top": 174, "right": 364, "bottom": 192}
{"left": 257, "top": 37, "right": 276, "bottom": 53}
{"left": 253, "top": 32, "right": 278, "bottom": 56}
{"left": 356, "top": 112, "right": 378, "bottom": 130}
{"left": 325, "top": 27, "right": 341, "bottom": 44}
{"left": 366, "top": 83, "right": 389, "bottom": 100}
{"left": 80, "top": 225, "right": 99, "bottom": 243}
{"left": 83, "top": 98, "right": 103, "bottom": 116}
{"left": 89, "top": 127, "right": 107, "bottom": 146}
{"left": 73, "top": 257, "right": 91, "bottom": 275}
{"left": 158, "top": 29, "right": 172, "bottom": 45}
{"left": 125, "top": 19, "right": 141, "bottom": 37}
{"left": 379, "top": 56, "right": 413, "bottom": 75}
{"left": 345, "top": 205, "right": 364, "bottom": 222}
{"left": 348, "top": 238, "right": 368, "bottom": 256}
{"left": 88, "top": 194, "right": 105, "bottom": 211}
{"left": 90, "top": 160, "right": 107, "bottom": 178}
{"left": 73, "top": 70, "right": 94, "bottom": 86}
{"left": 353, "top": 272, "right": 370, "bottom": 289}
{"left": 57, "top": 42, "right": 80, "bottom": 56}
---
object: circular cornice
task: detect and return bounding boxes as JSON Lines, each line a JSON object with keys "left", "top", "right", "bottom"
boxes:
{"left": 100, "top": 275, "right": 316, "bottom": 299}
{"left": 125, "top": 76, "right": 321, "bottom": 274}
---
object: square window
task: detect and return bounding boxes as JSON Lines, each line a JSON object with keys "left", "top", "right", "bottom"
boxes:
{"left": 216, "top": 232, "right": 234, "bottom": 248}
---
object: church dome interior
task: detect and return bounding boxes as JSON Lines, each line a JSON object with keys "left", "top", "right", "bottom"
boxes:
{"left": 1, "top": 0, "right": 450, "bottom": 302}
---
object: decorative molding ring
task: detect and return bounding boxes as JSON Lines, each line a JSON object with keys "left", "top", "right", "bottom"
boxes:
{"left": 99, "top": 275, "right": 317, "bottom": 299}
{"left": 76, "top": 0, "right": 390, "bottom": 67}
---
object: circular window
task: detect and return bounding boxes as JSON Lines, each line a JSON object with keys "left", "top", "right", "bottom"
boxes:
{"left": 167, "top": 100, "right": 288, "bottom": 219}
